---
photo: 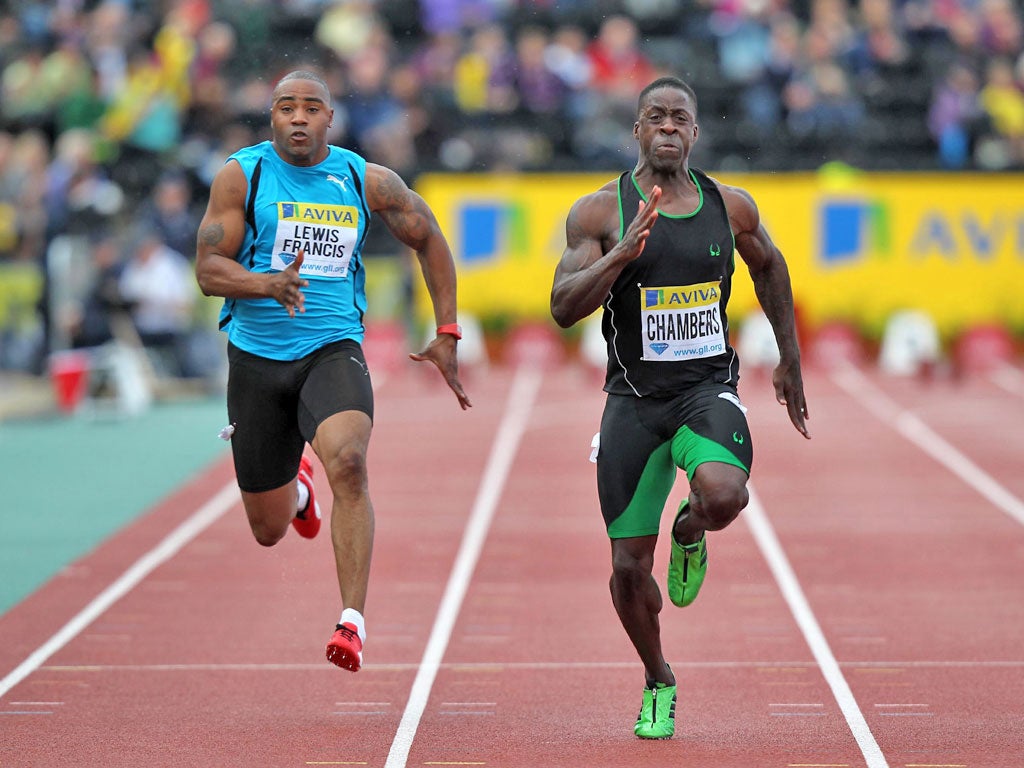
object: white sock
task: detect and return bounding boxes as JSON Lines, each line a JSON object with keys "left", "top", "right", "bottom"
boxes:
{"left": 340, "top": 608, "right": 366, "bottom": 643}
{"left": 296, "top": 480, "right": 309, "bottom": 514}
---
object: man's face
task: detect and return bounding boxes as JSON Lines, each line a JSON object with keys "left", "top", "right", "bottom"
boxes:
{"left": 270, "top": 78, "right": 334, "bottom": 166}
{"left": 633, "top": 87, "right": 699, "bottom": 172}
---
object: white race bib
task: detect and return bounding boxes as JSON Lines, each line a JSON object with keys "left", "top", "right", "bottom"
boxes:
{"left": 639, "top": 281, "right": 726, "bottom": 361}
{"left": 271, "top": 202, "right": 359, "bottom": 278}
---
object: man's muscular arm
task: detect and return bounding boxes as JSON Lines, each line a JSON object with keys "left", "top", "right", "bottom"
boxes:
{"left": 366, "top": 164, "right": 458, "bottom": 329}
{"left": 195, "top": 160, "right": 309, "bottom": 317}
{"left": 720, "top": 183, "right": 810, "bottom": 438}
{"left": 550, "top": 185, "right": 662, "bottom": 328}
{"left": 366, "top": 163, "right": 470, "bottom": 409}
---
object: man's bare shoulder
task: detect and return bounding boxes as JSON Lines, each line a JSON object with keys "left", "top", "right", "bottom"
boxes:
{"left": 209, "top": 158, "right": 248, "bottom": 204}
{"left": 567, "top": 179, "right": 621, "bottom": 233}
{"left": 705, "top": 175, "right": 755, "bottom": 210}
{"left": 706, "top": 175, "right": 758, "bottom": 232}
{"left": 573, "top": 179, "right": 620, "bottom": 210}
{"left": 363, "top": 162, "right": 414, "bottom": 212}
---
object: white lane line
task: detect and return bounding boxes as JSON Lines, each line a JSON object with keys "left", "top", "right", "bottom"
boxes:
{"left": 0, "top": 481, "right": 240, "bottom": 698}
{"left": 385, "top": 363, "right": 543, "bottom": 768}
{"left": 832, "top": 363, "right": 1024, "bottom": 528}
{"left": 745, "top": 487, "right": 889, "bottom": 768}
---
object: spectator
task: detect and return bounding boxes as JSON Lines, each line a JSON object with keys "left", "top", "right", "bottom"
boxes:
{"left": 978, "top": 0, "right": 1023, "bottom": 58}
{"left": 67, "top": 232, "right": 127, "bottom": 350}
{"left": 44, "top": 128, "right": 123, "bottom": 240}
{"left": 411, "top": 31, "right": 462, "bottom": 108}
{"left": 0, "top": 130, "right": 49, "bottom": 262}
{"left": 514, "top": 26, "right": 568, "bottom": 116}
{"left": 315, "top": 0, "right": 385, "bottom": 60}
{"left": 742, "top": 12, "right": 803, "bottom": 128}
{"left": 41, "top": 38, "right": 98, "bottom": 131}
{"left": 545, "top": 23, "right": 592, "bottom": 87}
{"left": 454, "top": 23, "right": 518, "bottom": 114}
{"left": 846, "top": 0, "right": 911, "bottom": 83}
{"left": 808, "top": 0, "right": 856, "bottom": 55}
{"left": 928, "top": 60, "right": 986, "bottom": 167}
{"left": 784, "top": 25, "right": 866, "bottom": 141}
{"left": 419, "top": 0, "right": 502, "bottom": 35}
{"left": 99, "top": 18, "right": 195, "bottom": 190}
{"left": 587, "top": 15, "right": 659, "bottom": 105}
{"left": 934, "top": 10, "right": 988, "bottom": 75}
{"left": 344, "top": 44, "right": 418, "bottom": 177}
{"left": 387, "top": 62, "right": 442, "bottom": 172}
{"left": 187, "top": 20, "right": 238, "bottom": 136}
{"left": 118, "top": 228, "right": 197, "bottom": 378}
{"left": 136, "top": 171, "right": 201, "bottom": 260}
{"left": 83, "top": 1, "right": 131, "bottom": 103}
{"left": 711, "top": 0, "right": 774, "bottom": 87}
{"left": 0, "top": 132, "right": 19, "bottom": 259}
{"left": 1, "top": 43, "right": 50, "bottom": 134}
{"left": 978, "top": 56, "right": 1024, "bottom": 165}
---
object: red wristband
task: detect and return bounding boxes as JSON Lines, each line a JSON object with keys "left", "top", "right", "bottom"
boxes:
{"left": 437, "top": 323, "right": 462, "bottom": 340}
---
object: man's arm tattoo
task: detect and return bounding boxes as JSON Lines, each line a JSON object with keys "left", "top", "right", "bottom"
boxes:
{"left": 376, "top": 177, "right": 432, "bottom": 251}
{"left": 199, "top": 222, "right": 225, "bottom": 247}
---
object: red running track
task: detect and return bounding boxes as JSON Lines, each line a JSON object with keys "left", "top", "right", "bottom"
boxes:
{"left": 1, "top": 358, "right": 1022, "bottom": 767}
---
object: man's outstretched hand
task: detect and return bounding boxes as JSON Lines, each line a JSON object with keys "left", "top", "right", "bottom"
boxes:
{"left": 410, "top": 335, "right": 472, "bottom": 410}
{"left": 773, "top": 358, "right": 810, "bottom": 439}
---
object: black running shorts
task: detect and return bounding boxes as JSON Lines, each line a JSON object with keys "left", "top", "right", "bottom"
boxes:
{"left": 226, "top": 339, "right": 374, "bottom": 492}
{"left": 596, "top": 383, "right": 753, "bottom": 539}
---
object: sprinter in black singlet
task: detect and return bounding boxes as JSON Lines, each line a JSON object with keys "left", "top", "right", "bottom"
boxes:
{"left": 550, "top": 76, "right": 810, "bottom": 740}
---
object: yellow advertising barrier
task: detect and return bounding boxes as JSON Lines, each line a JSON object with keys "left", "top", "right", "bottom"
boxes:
{"left": 415, "top": 169, "right": 1024, "bottom": 340}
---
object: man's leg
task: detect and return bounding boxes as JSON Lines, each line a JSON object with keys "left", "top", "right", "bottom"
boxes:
{"left": 313, "top": 409, "right": 373, "bottom": 671}
{"left": 597, "top": 393, "right": 679, "bottom": 737}
{"left": 666, "top": 462, "right": 747, "bottom": 608}
{"left": 313, "top": 410, "right": 374, "bottom": 613}
{"left": 666, "top": 386, "right": 754, "bottom": 607}
{"left": 610, "top": 535, "right": 679, "bottom": 739}
{"left": 668, "top": 386, "right": 753, "bottom": 546}
{"left": 609, "top": 535, "right": 674, "bottom": 687}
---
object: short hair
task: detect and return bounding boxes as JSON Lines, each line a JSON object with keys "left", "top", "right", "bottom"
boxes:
{"left": 638, "top": 77, "right": 698, "bottom": 115}
{"left": 275, "top": 70, "right": 330, "bottom": 93}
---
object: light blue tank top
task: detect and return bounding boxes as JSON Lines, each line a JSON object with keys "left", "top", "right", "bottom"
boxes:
{"left": 218, "top": 141, "right": 371, "bottom": 360}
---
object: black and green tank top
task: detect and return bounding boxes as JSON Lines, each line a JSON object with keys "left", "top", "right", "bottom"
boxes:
{"left": 602, "top": 168, "right": 739, "bottom": 396}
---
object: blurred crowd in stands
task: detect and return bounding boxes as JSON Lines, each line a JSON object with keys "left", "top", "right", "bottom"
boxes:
{"left": 0, "top": 0, "right": 1022, "bottom": 381}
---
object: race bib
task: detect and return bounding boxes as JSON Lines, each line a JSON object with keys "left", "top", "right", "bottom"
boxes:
{"left": 271, "top": 202, "right": 359, "bottom": 278}
{"left": 639, "top": 281, "right": 726, "bottom": 361}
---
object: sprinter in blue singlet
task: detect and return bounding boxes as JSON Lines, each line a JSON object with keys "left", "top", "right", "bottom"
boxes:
{"left": 196, "top": 70, "right": 471, "bottom": 675}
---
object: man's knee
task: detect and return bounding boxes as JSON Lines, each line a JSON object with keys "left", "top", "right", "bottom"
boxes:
{"left": 695, "top": 484, "right": 749, "bottom": 530}
{"left": 241, "top": 490, "right": 292, "bottom": 546}
{"left": 324, "top": 446, "right": 369, "bottom": 494}
{"left": 250, "top": 520, "right": 287, "bottom": 547}
{"left": 610, "top": 545, "right": 654, "bottom": 590}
